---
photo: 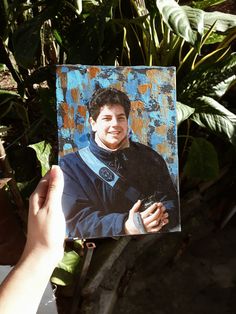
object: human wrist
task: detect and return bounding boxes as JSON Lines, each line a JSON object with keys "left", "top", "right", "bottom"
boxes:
{"left": 124, "top": 220, "right": 133, "bottom": 235}
{"left": 21, "top": 244, "right": 63, "bottom": 269}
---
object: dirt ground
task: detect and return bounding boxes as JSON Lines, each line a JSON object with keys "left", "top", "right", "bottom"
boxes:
{"left": 113, "top": 212, "right": 236, "bottom": 314}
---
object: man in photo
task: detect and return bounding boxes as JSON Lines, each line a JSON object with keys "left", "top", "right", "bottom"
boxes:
{"left": 60, "top": 87, "right": 179, "bottom": 239}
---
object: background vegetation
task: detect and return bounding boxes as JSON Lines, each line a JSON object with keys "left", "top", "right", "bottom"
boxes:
{"left": 0, "top": 0, "right": 235, "bottom": 312}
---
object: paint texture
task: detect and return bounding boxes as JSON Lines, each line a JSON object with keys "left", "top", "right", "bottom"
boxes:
{"left": 56, "top": 65, "right": 178, "bottom": 182}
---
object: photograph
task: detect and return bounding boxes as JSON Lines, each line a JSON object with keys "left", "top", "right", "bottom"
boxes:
{"left": 56, "top": 65, "right": 180, "bottom": 239}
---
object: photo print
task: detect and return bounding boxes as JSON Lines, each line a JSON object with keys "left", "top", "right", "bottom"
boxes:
{"left": 56, "top": 65, "right": 181, "bottom": 240}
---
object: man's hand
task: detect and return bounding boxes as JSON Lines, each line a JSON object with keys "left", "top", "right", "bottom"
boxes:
{"left": 124, "top": 200, "right": 169, "bottom": 235}
{"left": 23, "top": 165, "right": 65, "bottom": 264}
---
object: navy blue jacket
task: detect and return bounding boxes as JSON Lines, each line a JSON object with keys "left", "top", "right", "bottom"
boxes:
{"left": 60, "top": 136, "right": 179, "bottom": 239}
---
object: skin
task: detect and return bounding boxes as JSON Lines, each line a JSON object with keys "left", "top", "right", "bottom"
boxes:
{"left": 90, "top": 104, "right": 129, "bottom": 149}
{"left": 90, "top": 104, "right": 169, "bottom": 234}
{"left": 125, "top": 200, "right": 169, "bottom": 234}
{"left": 0, "top": 165, "right": 65, "bottom": 314}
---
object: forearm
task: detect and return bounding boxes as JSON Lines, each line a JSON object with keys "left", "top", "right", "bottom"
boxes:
{"left": 0, "top": 248, "right": 58, "bottom": 314}
{"left": 69, "top": 208, "right": 127, "bottom": 238}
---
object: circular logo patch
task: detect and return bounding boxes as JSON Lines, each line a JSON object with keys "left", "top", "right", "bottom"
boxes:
{"left": 99, "top": 167, "right": 115, "bottom": 182}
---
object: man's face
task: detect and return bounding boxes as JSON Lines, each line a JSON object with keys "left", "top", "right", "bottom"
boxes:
{"left": 90, "top": 104, "right": 129, "bottom": 149}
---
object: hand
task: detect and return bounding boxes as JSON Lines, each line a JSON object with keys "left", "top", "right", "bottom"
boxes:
{"left": 22, "top": 165, "right": 65, "bottom": 265}
{"left": 140, "top": 202, "right": 169, "bottom": 233}
{"left": 124, "top": 200, "right": 169, "bottom": 235}
{"left": 0, "top": 166, "right": 66, "bottom": 314}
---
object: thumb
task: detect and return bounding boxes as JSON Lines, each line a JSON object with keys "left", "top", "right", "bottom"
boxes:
{"left": 130, "top": 200, "right": 141, "bottom": 214}
{"left": 45, "top": 165, "right": 64, "bottom": 207}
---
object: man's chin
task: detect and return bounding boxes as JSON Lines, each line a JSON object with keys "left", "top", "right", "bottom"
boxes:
{"left": 106, "top": 141, "right": 121, "bottom": 150}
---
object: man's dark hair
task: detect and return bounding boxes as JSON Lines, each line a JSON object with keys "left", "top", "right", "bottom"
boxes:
{"left": 88, "top": 87, "right": 131, "bottom": 120}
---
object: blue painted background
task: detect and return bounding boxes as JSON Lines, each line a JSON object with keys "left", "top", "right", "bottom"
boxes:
{"left": 56, "top": 65, "right": 178, "bottom": 186}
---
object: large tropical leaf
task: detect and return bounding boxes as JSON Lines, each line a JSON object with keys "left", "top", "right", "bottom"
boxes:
{"left": 203, "top": 10, "right": 236, "bottom": 32}
{"left": 190, "top": 0, "right": 227, "bottom": 10}
{"left": 182, "top": 5, "right": 205, "bottom": 35}
{"left": 182, "top": 6, "right": 236, "bottom": 33}
{"left": 176, "top": 101, "right": 195, "bottom": 125}
{"left": 11, "top": 4, "right": 59, "bottom": 68}
{"left": 155, "top": 0, "right": 199, "bottom": 45}
{"left": 179, "top": 52, "right": 236, "bottom": 101}
{"left": 191, "top": 96, "right": 236, "bottom": 146}
{"left": 67, "top": 0, "right": 115, "bottom": 64}
{"left": 184, "top": 137, "right": 219, "bottom": 180}
{"left": 156, "top": 1, "right": 236, "bottom": 48}
{"left": 12, "top": 18, "right": 42, "bottom": 69}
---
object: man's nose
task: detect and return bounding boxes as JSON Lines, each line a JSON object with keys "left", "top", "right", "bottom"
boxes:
{"left": 111, "top": 117, "right": 119, "bottom": 126}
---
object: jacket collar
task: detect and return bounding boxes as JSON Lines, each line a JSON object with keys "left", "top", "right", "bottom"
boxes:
{"left": 89, "top": 132, "right": 132, "bottom": 161}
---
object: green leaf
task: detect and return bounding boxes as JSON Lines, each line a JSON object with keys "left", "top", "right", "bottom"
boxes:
{"left": 74, "top": 0, "right": 83, "bottom": 14}
{"left": 204, "top": 11, "right": 236, "bottom": 33}
{"left": 182, "top": 6, "right": 205, "bottom": 36}
{"left": 0, "top": 90, "right": 21, "bottom": 119}
{"left": 179, "top": 52, "right": 236, "bottom": 101}
{"left": 12, "top": 18, "right": 42, "bottom": 69}
{"left": 53, "top": 29, "right": 63, "bottom": 45}
{"left": 28, "top": 141, "right": 52, "bottom": 176}
{"left": 155, "top": 0, "right": 199, "bottom": 45}
{"left": 190, "top": 0, "right": 226, "bottom": 10}
{"left": 184, "top": 137, "right": 219, "bottom": 180}
{"left": 176, "top": 101, "right": 195, "bottom": 125}
{"left": 38, "top": 88, "right": 56, "bottom": 123}
{"left": 205, "top": 32, "right": 226, "bottom": 44}
{"left": 191, "top": 96, "right": 236, "bottom": 147}
{"left": 51, "top": 250, "right": 80, "bottom": 286}
{"left": 0, "top": 89, "right": 20, "bottom": 100}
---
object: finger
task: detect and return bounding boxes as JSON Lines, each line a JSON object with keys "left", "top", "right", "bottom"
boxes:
{"left": 149, "top": 219, "right": 169, "bottom": 233}
{"left": 29, "top": 171, "right": 50, "bottom": 214}
{"left": 146, "top": 218, "right": 162, "bottom": 228}
{"left": 143, "top": 207, "right": 163, "bottom": 225}
{"left": 130, "top": 200, "right": 142, "bottom": 214}
{"left": 141, "top": 202, "right": 159, "bottom": 218}
{"left": 156, "top": 202, "right": 166, "bottom": 212}
{"left": 44, "top": 165, "right": 64, "bottom": 210}
{"left": 146, "top": 213, "right": 169, "bottom": 229}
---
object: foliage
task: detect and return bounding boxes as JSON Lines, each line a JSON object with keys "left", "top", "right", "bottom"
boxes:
{"left": 0, "top": 0, "right": 236, "bottom": 286}
{"left": 183, "top": 137, "right": 219, "bottom": 180}
{"left": 0, "top": 2, "right": 234, "bottom": 181}
{"left": 51, "top": 249, "right": 81, "bottom": 286}
{"left": 29, "top": 141, "right": 51, "bottom": 176}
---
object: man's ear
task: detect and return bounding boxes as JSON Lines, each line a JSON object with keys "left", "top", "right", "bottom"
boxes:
{"left": 89, "top": 117, "right": 97, "bottom": 132}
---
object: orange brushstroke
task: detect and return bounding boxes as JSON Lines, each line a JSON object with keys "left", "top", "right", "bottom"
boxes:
{"left": 61, "top": 102, "right": 69, "bottom": 114}
{"left": 138, "top": 83, "right": 152, "bottom": 94}
{"left": 157, "top": 143, "right": 167, "bottom": 155}
{"left": 146, "top": 69, "right": 158, "bottom": 84}
{"left": 71, "top": 88, "right": 79, "bottom": 103}
{"left": 88, "top": 67, "right": 100, "bottom": 79}
{"left": 78, "top": 105, "right": 87, "bottom": 117}
{"left": 131, "top": 118, "right": 144, "bottom": 137}
{"left": 58, "top": 72, "right": 67, "bottom": 90}
{"left": 62, "top": 102, "right": 75, "bottom": 129}
{"left": 131, "top": 100, "right": 144, "bottom": 111}
{"left": 77, "top": 106, "right": 87, "bottom": 132}
{"left": 156, "top": 124, "right": 167, "bottom": 136}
